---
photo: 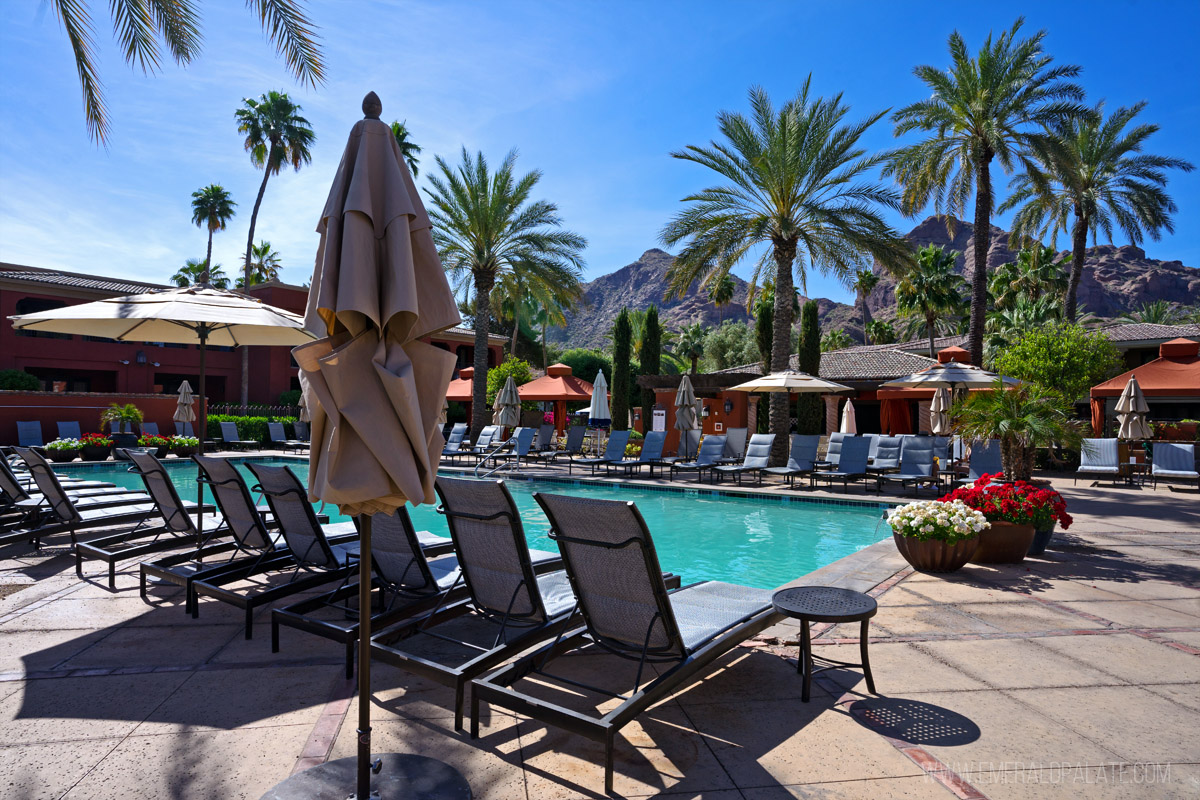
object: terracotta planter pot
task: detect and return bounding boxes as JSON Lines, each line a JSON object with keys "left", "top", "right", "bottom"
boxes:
{"left": 80, "top": 445, "right": 112, "bottom": 462}
{"left": 971, "top": 520, "right": 1036, "bottom": 564}
{"left": 893, "top": 533, "right": 979, "bottom": 573}
{"left": 46, "top": 449, "right": 79, "bottom": 463}
{"left": 170, "top": 445, "right": 197, "bottom": 458}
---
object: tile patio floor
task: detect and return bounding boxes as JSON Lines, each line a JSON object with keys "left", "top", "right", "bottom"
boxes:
{"left": 0, "top": 466, "right": 1197, "bottom": 799}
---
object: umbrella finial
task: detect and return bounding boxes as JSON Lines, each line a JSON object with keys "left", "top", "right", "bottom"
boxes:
{"left": 362, "top": 92, "right": 382, "bottom": 120}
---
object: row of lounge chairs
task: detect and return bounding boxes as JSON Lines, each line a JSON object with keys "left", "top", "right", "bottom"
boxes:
{"left": 1076, "top": 438, "right": 1199, "bottom": 489}
{"left": 14, "top": 419, "right": 311, "bottom": 455}
{"left": 15, "top": 420, "right": 194, "bottom": 446}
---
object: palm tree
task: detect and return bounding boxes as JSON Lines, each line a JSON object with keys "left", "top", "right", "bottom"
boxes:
{"left": 390, "top": 121, "right": 422, "bottom": 177}
{"left": 708, "top": 273, "right": 735, "bottom": 323}
{"left": 820, "top": 329, "right": 854, "bottom": 352}
{"left": 491, "top": 267, "right": 582, "bottom": 357}
{"left": 236, "top": 240, "right": 282, "bottom": 288}
{"left": 234, "top": 91, "right": 315, "bottom": 407}
{"left": 173, "top": 258, "right": 228, "bottom": 289}
{"left": 427, "top": 148, "right": 586, "bottom": 439}
{"left": 988, "top": 244, "right": 1069, "bottom": 310}
{"left": 50, "top": 0, "right": 324, "bottom": 145}
{"left": 865, "top": 319, "right": 896, "bottom": 345}
{"left": 1121, "top": 300, "right": 1181, "bottom": 325}
{"left": 984, "top": 294, "right": 1063, "bottom": 358}
{"left": 852, "top": 269, "right": 881, "bottom": 343}
{"left": 661, "top": 81, "right": 911, "bottom": 463}
{"left": 1001, "top": 101, "right": 1195, "bottom": 322}
{"left": 895, "top": 245, "right": 967, "bottom": 358}
{"left": 886, "top": 18, "right": 1085, "bottom": 366}
{"left": 190, "top": 184, "right": 236, "bottom": 278}
{"left": 677, "top": 323, "right": 707, "bottom": 374}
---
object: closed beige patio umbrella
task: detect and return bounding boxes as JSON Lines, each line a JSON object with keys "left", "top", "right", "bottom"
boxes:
{"left": 930, "top": 387, "right": 952, "bottom": 435}
{"left": 173, "top": 380, "right": 196, "bottom": 425}
{"left": 674, "top": 374, "right": 700, "bottom": 459}
{"left": 283, "top": 93, "right": 462, "bottom": 799}
{"left": 493, "top": 375, "right": 521, "bottom": 428}
{"left": 1115, "top": 375, "right": 1152, "bottom": 440}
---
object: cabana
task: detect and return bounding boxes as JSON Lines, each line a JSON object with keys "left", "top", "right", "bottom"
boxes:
{"left": 445, "top": 366, "right": 477, "bottom": 422}
{"left": 517, "top": 363, "right": 594, "bottom": 433}
{"left": 1090, "top": 338, "right": 1200, "bottom": 436}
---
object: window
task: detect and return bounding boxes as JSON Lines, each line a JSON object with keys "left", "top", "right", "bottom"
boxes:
{"left": 14, "top": 298, "right": 72, "bottom": 339}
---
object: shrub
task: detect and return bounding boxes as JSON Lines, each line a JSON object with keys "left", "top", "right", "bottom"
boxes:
{"left": 993, "top": 323, "right": 1123, "bottom": 403}
{"left": 278, "top": 389, "right": 301, "bottom": 407}
{"left": 558, "top": 348, "right": 611, "bottom": 387}
{"left": 0, "top": 369, "right": 40, "bottom": 391}
{"left": 207, "top": 414, "right": 297, "bottom": 443}
{"left": 701, "top": 322, "right": 759, "bottom": 372}
{"left": 485, "top": 358, "right": 537, "bottom": 409}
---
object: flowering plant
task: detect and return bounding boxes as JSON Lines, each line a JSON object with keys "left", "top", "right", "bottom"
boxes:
{"left": 138, "top": 434, "right": 170, "bottom": 447}
{"left": 169, "top": 436, "right": 199, "bottom": 448}
{"left": 543, "top": 412, "right": 555, "bottom": 424}
{"left": 888, "top": 499, "right": 988, "bottom": 543}
{"left": 939, "top": 473, "right": 1072, "bottom": 530}
{"left": 80, "top": 433, "right": 113, "bottom": 447}
{"left": 44, "top": 438, "right": 83, "bottom": 452}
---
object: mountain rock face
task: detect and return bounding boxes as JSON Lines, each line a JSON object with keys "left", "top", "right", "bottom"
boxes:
{"left": 549, "top": 217, "right": 1197, "bottom": 349}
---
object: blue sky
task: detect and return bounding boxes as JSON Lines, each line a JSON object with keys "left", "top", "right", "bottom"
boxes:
{"left": 1, "top": 1, "right": 1197, "bottom": 306}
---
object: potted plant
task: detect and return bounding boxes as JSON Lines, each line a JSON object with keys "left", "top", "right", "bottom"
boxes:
{"left": 1027, "top": 485, "right": 1073, "bottom": 556}
{"left": 100, "top": 403, "right": 143, "bottom": 451}
{"left": 79, "top": 432, "right": 113, "bottom": 461}
{"left": 169, "top": 435, "right": 199, "bottom": 457}
{"left": 951, "top": 381, "right": 1085, "bottom": 482}
{"left": 941, "top": 475, "right": 1047, "bottom": 564}
{"left": 887, "top": 499, "right": 989, "bottom": 573}
{"left": 137, "top": 434, "right": 170, "bottom": 457}
{"left": 43, "top": 438, "right": 82, "bottom": 463}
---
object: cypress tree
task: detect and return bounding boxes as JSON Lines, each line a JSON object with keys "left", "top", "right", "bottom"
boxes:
{"left": 611, "top": 307, "right": 632, "bottom": 431}
{"left": 754, "top": 289, "right": 774, "bottom": 372}
{"left": 640, "top": 305, "right": 661, "bottom": 432}
{"left": 796, "top": 300, "right": 823, "bottom": 434}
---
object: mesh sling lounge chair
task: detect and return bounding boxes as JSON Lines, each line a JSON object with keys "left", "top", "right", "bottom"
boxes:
{"left": 867, "top": 436, "right": 902, "bottom": 474}
{"left": 1075, "top": 438, "right": 1120, "bottom": 485}
{"left": 665, "top": 429, "right": 701, "bottom": 463}
{"left": 569, "top": 430, "right": 631, "bottom": 476}
{"left": 877, "top": 438, "right": 936, "bottom": 496}
{"left": 0, "top": 460, "right": 128, "bottom": 531}
{"left": 764, "top": 434, "right": 820, "bottom": 487}
{"left": 481, "top": 427, "right": 537, "bottom": 471}
{"left": 141, "top": 422, "right": 159, "bottom": 436}
{"left": 604, "top": 431, "right": 667, "bottom": 477}
{"left": 531, "top": 425, "right": 586, "bottom": 465}
{"left": 17, "top": 422, "right": 43, "bottom": 447}
{"left": 57, "top": 421, "right": 82, "bottom": 440}
{"left": 272, "top": 507, "right": 468, "bottom": 678}
{"left": 174, "top": 421, "right": 196, "bottom": 437}
{"left": 1152, "top": 443, "right": 1199, "bottom": 490}
{"left": 370, "top": 477, "right": 574, "bottom": 731}
{"left": 293, "top": 421, "right": 310, "bottom": 442}
{"left": 863, "top": 434, "right": 880, "bottom": 463}
{"left": 714, "top": 433, "right": 776, "bottom": 485}
{"left": 957, "top": 439, "right": 1003, "bottom": 484}
{"left": 533, "top": 424, "right": 556, "bottom": 452}
{"left": 441, "top": 423, "right": 468, "bottom": 457}
{"left": 822, "top": 432, "right": 846, "bottom": 468}
{"left": 473, "top": 492, "right": 781, "bottom": 794}
{"left": 459, "top": 425, "right": 502, "bottom": 463}
{"left": 267, "top": 422, "right": 307, "bottom": 452}
{"left": 722, "top": 427, "right": 749, "bottom": 462}
{"left": 218, "top": 421, "right": 258, "bottom": 451}
{"left": 812, "top": 436, "right": 870, "bottom": 493}
{"left": 669, "top": 434, "right": 727, "bottom": 483}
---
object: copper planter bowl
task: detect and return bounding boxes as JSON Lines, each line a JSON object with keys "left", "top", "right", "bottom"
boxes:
{"left": 893, "top": 533, "right": 979, "bottom": 573}
{"left": 970, "top": 521, "right": 1036, "bottom": 564}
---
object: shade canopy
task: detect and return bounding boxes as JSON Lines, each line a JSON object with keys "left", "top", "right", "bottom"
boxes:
{"left": 493, "top": 375, "right": 521, "bottom": 428}
{"left": 1091, "top": 338, "right": 1200, "bottom": 398}
{"left": 1116, "top": 376, "right": 1152, "bottom": 440}
{"left": 587, "top": 370, "right": 611, "bottom": 427}
{"left": 518, "top": 363, "right": 594, "bottom": 401}
{"left": 445, "top": 366, "right": 476, "bottom": 403}
{"left": 839, "top": 399, "right": 858, "bottom": 434}
{"left": 174, "top": 380, "right": 196, "bottom": 423}
{"left": 881, "top": 362, "right": 1020, "bottom": 390}
{"left": 727, "top": 370, "right": 852, "bottom": 394}
{"left": 929, "top": 387, "right": 952, "bottom": 435}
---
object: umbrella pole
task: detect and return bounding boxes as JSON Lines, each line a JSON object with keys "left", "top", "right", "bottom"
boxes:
{"left": 356, "top": 512, "right": 374, "bottom": 799}
{"left": 196, "top": 327, "right": 208, "bottom": 540}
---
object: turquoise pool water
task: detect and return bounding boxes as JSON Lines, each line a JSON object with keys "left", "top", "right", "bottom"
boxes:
{"left": 59, "top": 458, "right": 890, "bottom": 589}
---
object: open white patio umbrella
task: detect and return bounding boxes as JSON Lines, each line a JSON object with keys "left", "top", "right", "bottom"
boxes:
{"left": 930, "top": 387, "right": 952, "bottom": 435}
{"left": 727, "top": 370, "right": 851, "bottom": 394}
{"left": 881, "top": 362, "right": 1020, "bottom": 391}
{"left": 1115, "top": 375, "right": 1152, "bottom": 440}
{"left": 493, "top": 375, "right": 521, "bottom": 429}
{"left": 674, "top": 374, "right": 700, "bottom": 458}
{"left": 279, "top": 93, "right": 464, "bottom": 799}
{"left": 173, "top": 380, "right": 196, "bottom": 427}
{"left": 840, "top": 399, "right": 858, "bottom": 434}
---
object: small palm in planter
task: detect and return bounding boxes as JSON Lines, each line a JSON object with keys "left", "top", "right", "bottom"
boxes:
{"left": 100, "top": 403, "right": 144, "bottom": 452}
{"left": 940, "top": 475, "right": 1071, "bottom": 563}
{"left": 888, "top": 499, "right": 989, "bottom": 573}
{"left": 79, "top": 432, "right": 113, "bottom": 461}
{"left": 43, "top": 438, "right": 83, "bottom": 463}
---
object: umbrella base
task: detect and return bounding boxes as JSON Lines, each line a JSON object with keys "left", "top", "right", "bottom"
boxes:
{"left": 258, "top": 754, "right": 471, "bottom": 800}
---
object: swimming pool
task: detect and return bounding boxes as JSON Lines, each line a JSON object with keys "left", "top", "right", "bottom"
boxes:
{"left": 59, "top": 457, "right": 891, "bottom": 589}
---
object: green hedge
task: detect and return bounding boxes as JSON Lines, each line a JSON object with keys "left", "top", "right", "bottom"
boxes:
{"left": 206, "top": 414, "right": 297, "bottom": 443}
{"left": 0, "top": 369, "right": 40, "bottom": 391}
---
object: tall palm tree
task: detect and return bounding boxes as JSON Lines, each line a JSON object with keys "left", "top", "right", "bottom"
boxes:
{"left": 190, "top": 184, "right": 236, "bottom": 279}
{"left": 173, "top": 258, "right": 229, "bottom": 289}
{"left": 491, "top": 267, "right": 582, "bottom": 357}
{"left": 427, "top": 148, "right": 586, "bottom": 439}
{"left": 1121, "top": 300, "right": 1181, "bottom": 325}
{"left": 661, "top": 81, "right": 911, "bottom": 463}
{"left": 708, "top": 272, "right": 735, "bottom": 323}
{"left": 677, "top": 323, "right": 707, "bottom": 374}
{"left": 988, "top": 244, "right": 1069, "bottom": 310}
{"left": 236, "top": 240, "right": 282, "bottom": 288}
{"left": 895, "top": 245, "right": 967, "bottom": 358}
{"left": 234, "top": 91, "right": 315, "bottom": 407}
{"left": 886, "top": 18, "right": 1085, "bottom": 366}
{"left": 390, "top": 121, "right": 422, "bottom": 177}
{"left": 50, "top": 0, "right": 325, "bottom": 145}
{"left": 1001, "top": 101, "right": 1195, "bottom": 322}
{"left": 851, "top": 269, "right": 881, "bottom": 343}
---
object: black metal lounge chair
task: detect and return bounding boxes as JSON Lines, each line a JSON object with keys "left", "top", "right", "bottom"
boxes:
{"left": 713, "top": 433, "right": 776, "bottom": 485}
{"left": 218, "top": 421, "right": 258, "bottom": 451}
{"left": 763, "top": 434, "right": 820, "bottom": 487}
{"left": 531, "top": 425, "right": 586, "bottom": 465}
{"left": 272, "top": 507, "right": 466, "bottom": 678}
{"left": 473, "top": 492, "right": 781, "bottom": 794}
{"left": 669, "top": 434, "right": 726, "bottom": 483}
{"left": 293, "top": 421, "right": 310, "bottom": 442}
{"left": 533, "top": 424, "right": 556, "bottom": 453}
{"left": 569, "top": 430, "right": 631, "bottom": 476}
{"left": 452, "top": 425, "right": 501, "bottom": 464}
{"left": 876, "top": 438, "right": 937, "bottom": 496}
{"left": 811, "top": 436, "right": 871, "bottom": 492}
{"left": 1152, "top": 442, "right": 1199, "bottom": 490}
{"left": 0, "top": 457, "right": 125, "bottom": 515}
{"left": 141, "top": 422, "right": 159, "bottom": 436}
{"left": 662, "top": 429, "right": 700, "bottom": 463}
{"left": 267, "top": 422, "right": 307, "bottom": 452}
{"left": 604, "top": 430, "right": 667, "bottom": 477}
{"left": 370, "top": 477, "right": 574, "bottom": 731}
{"left": 1075, "top": 438, "right": 1120, "bottom": 485}
{"left": 480, "top": 427, "right": 537, "bottom": 472}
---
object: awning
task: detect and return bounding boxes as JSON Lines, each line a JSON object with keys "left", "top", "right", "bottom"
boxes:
{"left": 518, "top": 363, "right": 594, "bottom": 401}
{"left": 1091, "top": 338, "right": 1200, "bottom": 398}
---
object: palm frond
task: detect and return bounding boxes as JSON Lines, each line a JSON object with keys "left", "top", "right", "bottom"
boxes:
{"left": 245, "top": 0, "right": 326, "bottom": 86}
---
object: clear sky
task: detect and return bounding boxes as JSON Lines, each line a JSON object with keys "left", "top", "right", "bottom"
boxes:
{"left": 1, "top": 1, "right": 1197, "bottom": 306}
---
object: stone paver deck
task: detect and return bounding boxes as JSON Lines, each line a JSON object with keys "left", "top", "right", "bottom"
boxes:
{"left": 0, "top": 461, "right": 1197, "bottom": 799}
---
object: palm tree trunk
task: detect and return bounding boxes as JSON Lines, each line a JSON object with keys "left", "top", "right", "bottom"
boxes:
{"left": 240, "top": 160, "right": 274, "bottom": 410}
{"left": 1065, "top": 211, "right": 1088, "bottom": 323}
{"left": 768, "top": 238, "right": 798, "bottom": 466}
{"left": 510, "top": 314, "right": 519, "bottom": 357}
{"left": 967, "top": 156, "right": 993, "bottom": 367}
{"left": 471, "top": 270, "right": 496, "bottom": 442}
{"left": 204, "top": 229, "right": 214, "bottom": 282}
{"left": 541, "top": 320, "right": 547, "bottom": 369}
{"left": 926, "top": 319, "right": 936, "bottom": 360}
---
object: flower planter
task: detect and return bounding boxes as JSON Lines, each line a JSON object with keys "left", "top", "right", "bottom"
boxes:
{"left": 894, "top": 533, "right": 979, "bottom": 573}
{"left": 46, "top": 449, "right": 79, "bottom": 463}
{"left": 111, "top": 432, "right": 139, "bottom": 452}
{"left": 80, "top": 445, "right": 112, "bottom": 462}
{"left": 170, "top": 445, "right": 197, "bottom": 458}
{"left": 1028, "top": 521, "right": 1057, "bottom": 556}
{"left": 970, "top": 520, "right": 1036, "bottom": 564}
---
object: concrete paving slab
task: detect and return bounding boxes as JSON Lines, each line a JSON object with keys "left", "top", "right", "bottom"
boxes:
{"left": 816, "top": 641, "right": 989, "bottom": 694}
{"left": 1056, "top": 600, "right": 1200, "bottom": 628}
{"left": 914, "top": 638, "right": 1125, "bottom": 690}
{"left": 1032, "top": 633, "right": 1200, "bottom": 685}
{"left": 944, "top": 600, "right": 1109, "bottom": 633}
{"left": 663, "top": 647, "right": 830, "bottom": 707}
{"left": 741, "top": 776, "right": 957, "bottom": 799}
{"left": 0, "top": 628, "right": 115, "bottom": 673}
{"left": 57, "top": 623, "right": 240, "bottom": 670}
{"left": 0, "top": 737, "right": 121, "bottom": 800}
{"left": 873, "top": 604, "right": 1002, "bottom": 637}
{"left": 1073, "top": 580, "right": 1200, "bottom": 602}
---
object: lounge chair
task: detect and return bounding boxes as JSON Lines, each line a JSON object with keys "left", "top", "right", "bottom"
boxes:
{"left": 714, "top": 433, "right": 776, "bottom": 485}
{"left": 267, "top": 422, "right": 307, "bottom": 452}
{"left": 867, "top": 436, "right": 902, "bottom": 473}
{"left": 441, "top": 423, "right": 468, "bottom": 457}
{"left": 531, "top": 425, "right": 587, "bottom": 465}
{"left": 0, "top": 459, "right": 129, "bottom": 531}
{"left": 293, "top": 421, "right": 310, "bottom": 442}
{"left": 271, "top": 507, "right": 468, "bottom": 678}
{"left": 1075, "top": 438, "right": 1121, "bottom": 485}
{"left": 669, "top": 434, "right": 727, "bottom": 483}
{"left": 763, "top": 434, "right": 820, "bottom": 486}
{"left": 1152, "top": 443, "right": 1199, "bottom": 490}
{"left": 863, "top": 434, "right": 880, "bottom": 463}
{"left": 174, "top": 421, "right": 196, "bottom": 437}
{"left": 57, "top": 421, "right": 82, "bottom": 440}
{"left": 812, "top": 436, "right": 870, "bottom": 493}
{"left": 16, "top": 421, "right": 43, "bottom": 447}
{"left": 533, "top": 424, "right": 556, "bottom": 452}
{"left": 957, "top": 439, "right": 1003, "bottom": 484}
{"left": 877, "top": 438, "right": 937, "bottom": 495}
{"left": 370, "top": 477, "right": 573, "bottom": 731}
{"left": 668, "top": 429, "right": 701, "bottom": 462}
{"left": 141, "top": 422, "right": 159, "bottom": 437}
{"left": 218, "top": 421, "right": 258, "bottom": 451}
{"left": 821, "top": 432, "right": 846, "bottom": 468}
{"left": 473, "top": 491, "right": 780, "bottom": 794}
{"left": 605, "top": 430, "right": 667, "bottom": 477}
{"left": 482, "top": 427, "right": 537, "bottom": 471}
{"left": 569, "top": 430, "right": 631, "bottom": 476}
{"left": 722, "top": 427, "right": 749, "bottom": 462}
{"left": 459, "top": 425, "right": 502, "bottom": 462}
